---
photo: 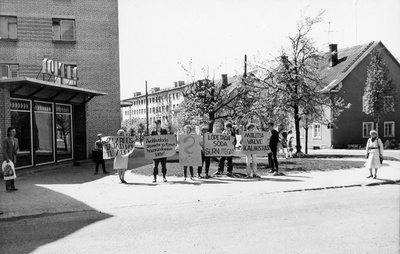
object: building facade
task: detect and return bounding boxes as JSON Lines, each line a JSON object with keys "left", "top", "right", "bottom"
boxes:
{"left": 121, "top": 81, "right": 186, "bottom": 125}
{"left": 301, "top": 41, "right": 400, "bottom": 149}
{"left": 0, "top": 0, "right": 121, "bottom": 169}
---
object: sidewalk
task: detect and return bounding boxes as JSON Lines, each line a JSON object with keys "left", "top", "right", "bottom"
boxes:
{"left": 0, "top": 156, "right": 399, "bottom": 220}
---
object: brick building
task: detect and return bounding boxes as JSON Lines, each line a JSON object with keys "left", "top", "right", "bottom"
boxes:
{"left": 0, "top": 0, "right": 121, "bottom": 169}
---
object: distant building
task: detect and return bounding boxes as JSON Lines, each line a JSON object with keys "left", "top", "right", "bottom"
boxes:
{"left": 121, "top": 81, "right": 186, "bottom": 125}
{"left": 302, "top": 41, "right": 400, "bottom": 149}
{"left": 0, "top": 0, "right": 121, "bottom": 169}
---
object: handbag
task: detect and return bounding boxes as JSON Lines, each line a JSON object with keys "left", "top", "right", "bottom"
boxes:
{"left": 2, "top": 160, "right": 16, "bottom": 180}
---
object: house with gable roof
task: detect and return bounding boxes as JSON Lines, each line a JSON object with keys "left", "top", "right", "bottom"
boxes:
{"left": 302, "top": 41, "right": 400, "bottom": 149}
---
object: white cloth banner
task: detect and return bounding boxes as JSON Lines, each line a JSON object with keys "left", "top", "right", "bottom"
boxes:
{"left": 241, "top": 131, "right": 271, "bottom": 155}
{"left": 178, "top": 135, "right": 202, "bottom": 167}
{"left": 204, "top": 133, "right": 235, "bottom": 157}
{"left": 102, "top": 136, "right": 135, "bottom": 159}
{"left": 144, "top": 135, "right": 177, "bottom": 159}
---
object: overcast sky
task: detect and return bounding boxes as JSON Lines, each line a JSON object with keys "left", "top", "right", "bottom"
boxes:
{"left": 118, "top": 0, "right": 400, "bottom": 99}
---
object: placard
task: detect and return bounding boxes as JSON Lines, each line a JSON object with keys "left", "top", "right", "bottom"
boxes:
{"left": 241, "top": 131, "right": 271, "bottom": 155}
{"left": 144, "top": 135, "right": 177, "bottom": 159}
{"left": 102, "top": 136, "right": 135, "bottom": 159}
{"left": 178, "top": 135, "right": 202, "bottom": 167}
{"left": 204, "top": 133, "right": 235, "bottom": 157}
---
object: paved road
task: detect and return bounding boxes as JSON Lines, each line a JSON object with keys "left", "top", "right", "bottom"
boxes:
{"left": 1, "top": 185, "right": 399, "bottom": 254}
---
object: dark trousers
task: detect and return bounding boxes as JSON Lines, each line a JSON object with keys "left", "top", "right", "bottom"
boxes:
{"left": 153, "top": 158, "right": 167, "bottom": 178}
{"left": 183, "top": 166, "right": 194, "bottom": 177}
{"left": 5, "top": 179, "right": 15, "bottom": 190}
{"left": 218, "top": 156, "right": 233, "bottom": 173}
{"left": 268, "top": 148, "right": 278, "bottom": 171}
{"left": 198, "top": 154, "right": 211, "bottom": 176}
{"left": 95, "top": 159, "right": 106, "bottom": 173}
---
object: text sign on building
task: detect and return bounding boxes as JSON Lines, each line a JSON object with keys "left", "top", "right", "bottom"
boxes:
{"left": 41, "top": 58, "right": 77, "bottom": 85}
{"left": 102, "top": 136, "right": 135, "bottom": 159}
{"left": 144, "top": 135, "right": 177, "bottom": 159}
{"left": 178, "top": 135, "right": 202, "bottom": 167}
{"left": 204, "top": 133, "right": 235, "bottom": 157}
{"left": 241, "top": 131, "right": 271, "bottom": 155}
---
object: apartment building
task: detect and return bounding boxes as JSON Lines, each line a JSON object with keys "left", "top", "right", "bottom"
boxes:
{"left": 0, "top": 0, "right": 121, "bottom": 169}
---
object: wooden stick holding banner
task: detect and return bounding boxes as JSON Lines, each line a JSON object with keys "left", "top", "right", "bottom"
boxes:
{"left": 241, "top": 131, "right": 271, "bottom": 155}
{"left": 178, "top": 135, "right": 202, "bottom": 167}
{"left": 204, "top": 133, "right": 235, "bottom": 157}
{"left": 102, "top": 136, "right": 135, "bottom": 159}
{"left": 144, "top": 135, "right": 177, "bottom": 160}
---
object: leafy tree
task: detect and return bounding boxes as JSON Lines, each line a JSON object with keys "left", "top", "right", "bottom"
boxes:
{"left": 180, "top": 63, "right": 244, "bottom": 132}
{"left": 242, "top": 11, "right": 349, "bottom": 154}
{"left": 363, "top": 49, "right": 397, "bottom": 132}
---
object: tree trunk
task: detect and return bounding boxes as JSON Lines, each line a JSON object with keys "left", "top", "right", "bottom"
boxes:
{"left": 208, "top": 111, "right": 215, "bottom": 133}
{"left": 305, "top": 127, "right": 308, "bottom": 154}
{"left": 294, "top": 105, "right": 302, "bottom": 154}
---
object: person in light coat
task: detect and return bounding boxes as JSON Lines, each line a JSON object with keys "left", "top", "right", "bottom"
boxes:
{"left": 365, "top": 130, "right": 384, "bottom": 179}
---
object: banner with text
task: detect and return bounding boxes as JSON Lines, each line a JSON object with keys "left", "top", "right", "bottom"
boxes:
{"left": 144, "top": 135, "right": 177, "bottom": 160}
{"left": 178, "top": 135, "right": 202, "bottom": 167}
{"left": 204, "top": 133, "right": 235, "bottom": 157}
{"left": 102, "top": 136, "right": 135, "bottom": 159}
{"left": 241, "top": 131, "right": 271, "bottom": 155}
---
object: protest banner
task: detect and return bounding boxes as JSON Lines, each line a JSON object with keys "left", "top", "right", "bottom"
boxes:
{"left": 102, "top": 136, "right": 135, "bottom": 159}
{"left": 144, "top": 135, "right": 177, "bottom": 160}
{"left": 204, "top": 133, "right": 235, "bottom": 157}
{"left": 178, "top": 135, "right": 202, "bottom": 167}
{"left": 241, "top": 131, "right": 271, "bottom": 155}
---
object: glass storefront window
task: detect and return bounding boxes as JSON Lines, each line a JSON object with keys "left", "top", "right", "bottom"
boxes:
{"left": 56, "top": 104, "right": 72, "bottom": 161}
{"left": 11, "top": 99, "right": 33, "bottom": 168}
{"left": 34, "top": 101, "right": 54, "bottom": 165}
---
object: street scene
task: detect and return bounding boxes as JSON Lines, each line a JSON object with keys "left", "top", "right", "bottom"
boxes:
{"left": 1, "top": 0, "right": 400, "bottom": 253}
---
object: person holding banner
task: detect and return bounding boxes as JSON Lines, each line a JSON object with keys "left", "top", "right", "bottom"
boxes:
{"left": 114, "top": 129, "right": 130, "bottom": 184}
{"left": 198, "top": 127, "right": 211, "bottom": 178}
{"left": 93, "top": 133, "right": 109, "bottom": 175}
{"left": 216, "top": 123, "right": 236, "bottom": 177}
{"left": 181, "top": 125, "right": 194, "bottom": 181}
{"left": 2, "top": 127, "right": 19, "bottom": 191}
{"left": 244, "top": 124, "right": 261, "bottom": 178}
{"left": 151, "top": 120, "right": 168, "bottom": 183}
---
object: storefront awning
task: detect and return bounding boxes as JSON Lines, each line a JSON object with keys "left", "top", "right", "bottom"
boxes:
{"left": 0, "top": 77, "right": 107, "bottom": 104}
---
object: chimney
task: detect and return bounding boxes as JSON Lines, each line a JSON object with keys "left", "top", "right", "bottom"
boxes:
{"left": 329, "top": 44, "right": 338, "bottom": 67}
{"left": 221, "top": 74, "right": 228, "bottom": 87}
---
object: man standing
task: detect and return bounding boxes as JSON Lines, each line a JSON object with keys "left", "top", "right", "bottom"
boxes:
{"left": 151, "top": 120, "right": 168, "bottom": 183}
{"left": 93, "top": 133, "right": 109, "bottom": 175}
{"left": 216, "top": 123, "right": 236, "bottom": 177}
{"left": 268, "top": 122, "right": 280, "bottom": 176}
{"left": 2, "top": 127, "right": 19, "bottom": 191}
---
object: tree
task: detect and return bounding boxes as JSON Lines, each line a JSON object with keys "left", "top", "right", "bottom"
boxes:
{"left": 242, "top": 11, "right": 349, "bottom": 154}
{"left": 180, "top": 63, "right": 244, "bottom": 132}
{"left": 363, "top": 49, "right": 397, "bottom": 132}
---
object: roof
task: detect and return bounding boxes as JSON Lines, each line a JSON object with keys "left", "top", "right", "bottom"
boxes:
{"left": 0, "top": 77, "right": 107, "bottom": 104}
{"left": 320, "top": 41, "right": 379, "bottom": 93}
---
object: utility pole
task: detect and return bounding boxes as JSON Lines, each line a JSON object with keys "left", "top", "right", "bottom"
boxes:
{"left": 145, "top": 81, "right": 149, "bottom": 135}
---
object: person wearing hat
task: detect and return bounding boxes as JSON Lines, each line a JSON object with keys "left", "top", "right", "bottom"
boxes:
{"left": 365, "top": 130, "right": 384, "bottom": 179}
{"left": 151, "top": 120, "right": 168, "bottom": 183}
{"left": 216, "top": 123, "right": 236, "bottom": 176}
{"left": 93, "top": 133, "right": 109, "bottom": 175}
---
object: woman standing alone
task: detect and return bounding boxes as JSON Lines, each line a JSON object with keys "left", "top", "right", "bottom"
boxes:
{"left": 365, "top": 130, "right": 384, "bottom": 179}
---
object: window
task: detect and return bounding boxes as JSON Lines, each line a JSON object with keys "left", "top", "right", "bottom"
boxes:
{"left": 384, "top": 122, "right": 395, "bottom": 137}
{"left": 384, "top": 96, "right": 395, "bottom": 112}
{"left": 52, "top": 19, "right": 75, "bottom": 41}
{"left": 312, "top": 123, "right": 322, "bottom": 139}
{"left": 56, "top": 104, "right": 73, "bottom": 161}
{"left": 0, "top": 64, "right": 19, "bottom": 79}
{"left": 363, "top": 122, "right": 374, "bottom": 138}
{"left": 0, "top": 16, "right": 17, "bottom": 39}
{"left": 362, "top": 95, "right": 367, "bottom": 112}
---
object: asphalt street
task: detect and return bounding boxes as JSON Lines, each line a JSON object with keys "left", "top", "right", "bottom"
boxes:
{"left": 1, "top": 185, "right": 399, "bottom": 254}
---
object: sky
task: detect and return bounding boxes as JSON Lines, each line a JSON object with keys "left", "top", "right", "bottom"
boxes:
{"left": 118, "top": 0, "right": 400, "bottom": 100}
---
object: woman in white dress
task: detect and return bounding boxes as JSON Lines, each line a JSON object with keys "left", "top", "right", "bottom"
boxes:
{"left": 365, "top": 130, "right": 384, "bottom": 179}
{"left": 114, "top": 129, "right": 134, "bottom": 184}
